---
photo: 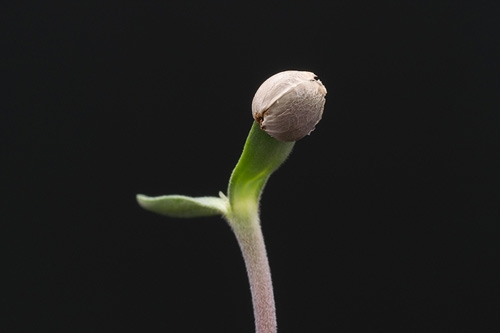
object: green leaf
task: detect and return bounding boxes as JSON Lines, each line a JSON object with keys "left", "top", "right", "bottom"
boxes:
{"left": 136, "top": 122, "right": 294, "bottom": 221}
{"left": 136, "top": 193, "right": 228, "bottom": 218}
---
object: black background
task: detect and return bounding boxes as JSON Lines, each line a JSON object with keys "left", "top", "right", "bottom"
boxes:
{"left": 3, "top": 1, "right": 500, "bottom": 332}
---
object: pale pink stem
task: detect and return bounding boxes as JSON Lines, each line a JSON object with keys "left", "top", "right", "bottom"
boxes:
{"left": 229, "top": 216, "right": 277, "bottom": 333}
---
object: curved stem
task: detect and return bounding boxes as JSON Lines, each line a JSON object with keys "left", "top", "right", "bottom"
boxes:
{"left": 224, "top": 122, "right": 294, "bottom": 333}
{"left": 228, "top": 121, "right": 294, "bottom": 208}
{"left": 226, "top": 211, "right": 276, "bottom": 333}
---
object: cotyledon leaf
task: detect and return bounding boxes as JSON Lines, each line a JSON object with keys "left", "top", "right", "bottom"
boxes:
{"left": 136, "top": 193, "right": 228, "bottom": 218}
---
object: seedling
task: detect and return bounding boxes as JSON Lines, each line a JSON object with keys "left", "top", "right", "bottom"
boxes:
{"left": 137, "top": 70, "right": 327, "bottom": 333}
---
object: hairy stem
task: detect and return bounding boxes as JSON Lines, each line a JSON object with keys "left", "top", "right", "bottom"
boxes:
{"left": 227, "top": 211, "right": 276, "bottom": 333}
{"left": 224, "top": 122, "right": 293, "bottom": 333}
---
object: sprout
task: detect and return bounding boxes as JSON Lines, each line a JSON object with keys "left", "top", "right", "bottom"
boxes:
{"left": 137, "top": 70, "right": 327, "bottom": 333}
{"left": 252, "top": 70, "right": 327, "bottom": 142}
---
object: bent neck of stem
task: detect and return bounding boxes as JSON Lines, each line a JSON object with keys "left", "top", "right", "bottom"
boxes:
{"left": 224, "top": 122, "right": 294, "bottom": 333}
{"left": 227, "top": 121, "right": 294, "bottom": 215}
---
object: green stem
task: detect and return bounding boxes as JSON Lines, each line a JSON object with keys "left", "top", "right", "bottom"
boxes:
{"left": 224, "top": 122, "right": 295, "bottom": 333}
{"left": 228, "top": 122, "right": 294, "bottom": 208}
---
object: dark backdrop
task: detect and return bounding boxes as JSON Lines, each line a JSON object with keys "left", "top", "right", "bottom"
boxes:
{"left": 3, "top": 1, "right": 499, "bottom": 332}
